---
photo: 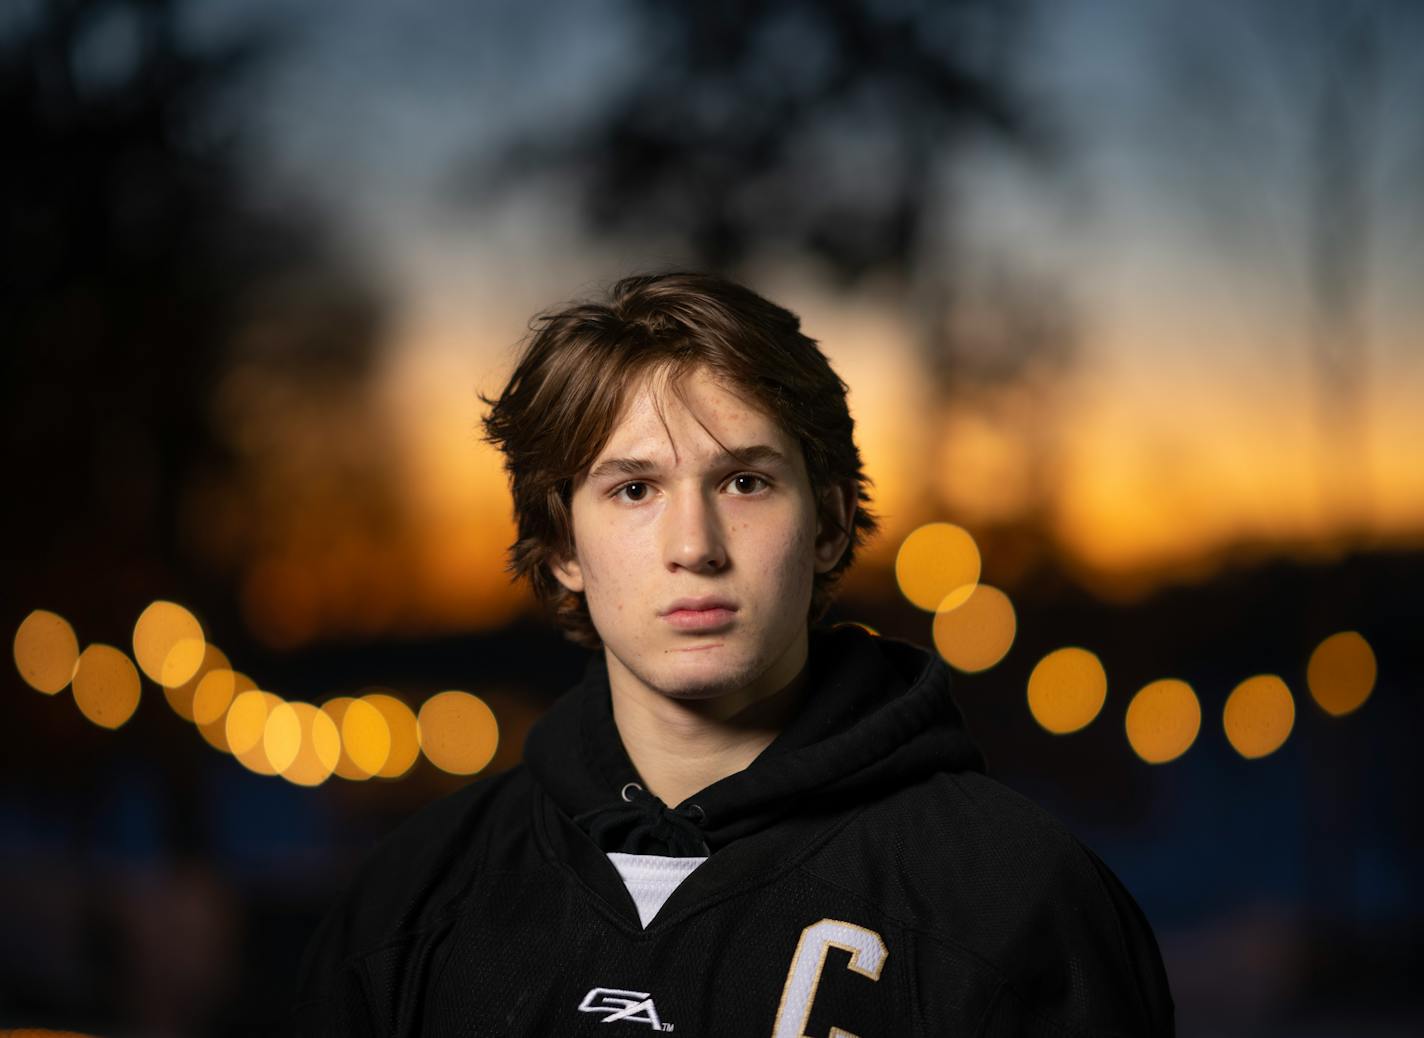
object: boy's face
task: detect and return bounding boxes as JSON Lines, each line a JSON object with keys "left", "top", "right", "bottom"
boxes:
{"left": 551, "top": 365, "right": 853, "bottom": 707}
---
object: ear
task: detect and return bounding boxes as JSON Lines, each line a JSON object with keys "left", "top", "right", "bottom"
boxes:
{"left": 548, "top": 551, "right": 585, "bottom": 594}
{"left": 813, "top": 480, "right": 857, "bottom": 574}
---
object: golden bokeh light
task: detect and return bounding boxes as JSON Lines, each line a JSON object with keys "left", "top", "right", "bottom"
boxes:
{"left": 192, "top": 668, "right": 240, "bottom": 726}
{"left": 162, "top": 643, "right": 230, "bottom": 721}
{"left": 14, "top": 609, "right": 80, "bottom": 694}
{"left": 1125, "top": 679, "right": 1201, "bottom": 764}
{"left": 418, "top": 691, "right": 500, "bottom": 775}
{"left": 132, "top": 601, "right": 206, "bottom": 687}
{"left": 1027, "top": 647, "right": 1107, "bottom": 734}
{"left": 931, "top": 584, "right": 1016, "bottom": 672}
{"left": 894, "top": 522, "right": 981, "bottom": 612}
{"left": 336, "top": 696, "right": 392, "bottom": 779}
{"left": 71, "top": 644, "right": 141, "bottom": 729}
{"left": 264, "top": 701, "right": 340, "bottom": 787}
{"left": 364, "top": 693, "right": 420, "bottom": 779}
{"left": 196, "top": 671, "right": 256, "bottom": 752}
{"left": 322, "top": 697, "right": 374, "bottom": 780}
{"left": 197, "top": 714, "right": 231, "bottom": 753}
{"left": 225, "top": 689, "right": 270, "bottom": 754}
{"left": 226, "top": 689, "right": 284, "bottom": 774}
{"left": 264, "top": 702, "right": 303, "bottom": 773}
{"left": 1223, "top": 674, "right": 1295, "bottom": 759}
{"left": 1307, "top": 631, "right": 1377, "bottom": 717}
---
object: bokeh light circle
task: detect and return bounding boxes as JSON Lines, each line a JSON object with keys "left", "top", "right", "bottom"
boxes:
{"left": 338, "top": 696, "right": 392, "bottom": 778}
{"left": 162, "top": 643, "right": 230, "bottom": 721}
{"left": 196, "top": 671, "right": 256, "bottom": 752}
{"left": 264, "top": 702, "right": 304, "bottom": 773}
{"left": 71, "top": 644, "right": 142, "bottom": 729}
{"left": 132, "top": 601, "right": 206, "bottom": 687}
{"left": 265, "top": 701, "right": 340, "bottom": 786}
{"left": 894, "top": 522, "right": 981, "bottom": 612}
{"left": 931, "top": 584, "right": 1016, "bottom": 672}
{"left": 14, "top": 609, "right": 80, "bottom": 694}
{"left": 364, "top": 693, "right": 419, "bottom": 779}
{"left": 1223, "top": 674, "right": 1295, "bottom": 759}
{"left": 418, "top": 691, "right": 500, "bottom": 775}
{"left": 1125, "top": 679, "right": 1201, "bottom": 764}
{"left": 192, "top": 668, "right": 240, "bottom": 726}
{"left": 1027, "top": 647, "right": 1107, "bottom": 734}
{"left": 1307, "top": 631, "right": 1376, "bottom": 717}
{"left": 225, "top": 689, "right": 270, "bottom": 755}
{"left": 322, "top": 697, "right": 376, "bottom": 780}
{"left": 226, "top": 690, "right": 285, "bottom": 774}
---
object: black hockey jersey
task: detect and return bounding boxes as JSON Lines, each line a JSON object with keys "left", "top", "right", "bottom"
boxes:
{"left": 288, "top": 624, "right": 1175, "bottom": 1035}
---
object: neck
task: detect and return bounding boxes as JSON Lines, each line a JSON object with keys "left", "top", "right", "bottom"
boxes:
{"left": 606, "top": 632, "right": 810, "bottom": 808}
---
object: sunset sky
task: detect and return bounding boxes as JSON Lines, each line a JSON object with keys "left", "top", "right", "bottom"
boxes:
{"left": 183, "top": 0, "right": 1423, "bottom": 636}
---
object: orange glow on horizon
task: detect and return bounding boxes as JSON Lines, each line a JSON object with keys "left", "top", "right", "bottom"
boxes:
{"left": 191, "top": 287, "right": 1424, "bottom": 646}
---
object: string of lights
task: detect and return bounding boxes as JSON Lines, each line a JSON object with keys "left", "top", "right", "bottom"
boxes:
{"left": 13, "top": 523, "right": 1376, "bottom": 785}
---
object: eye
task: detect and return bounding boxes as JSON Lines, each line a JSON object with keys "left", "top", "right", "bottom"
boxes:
{"left": 727, "top": 473, "right": 770, "bottom": 495}
{"left": 613, "top": 481, "right": 651, "bottom": 503}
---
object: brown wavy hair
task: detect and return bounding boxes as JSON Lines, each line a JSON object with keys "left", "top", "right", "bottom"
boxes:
{"left": 480, "top": 272, "right": 880, "bottom": 649}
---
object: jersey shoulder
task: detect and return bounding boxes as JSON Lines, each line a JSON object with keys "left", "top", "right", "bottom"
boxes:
{"left": 802, "top": 770, "right": 1175, "bottom": 1035}
{"left": 293, "top": 764, "right": 539, "bottom": 997}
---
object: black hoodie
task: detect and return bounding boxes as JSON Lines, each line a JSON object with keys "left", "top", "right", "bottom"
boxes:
{"left": 289, "top": 624, "right": 1175, "bottom": 1036}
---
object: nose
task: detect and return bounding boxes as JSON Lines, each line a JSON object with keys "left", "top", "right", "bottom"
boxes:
{"left": 664, "top": 487, "right": 728, "bottom": 573}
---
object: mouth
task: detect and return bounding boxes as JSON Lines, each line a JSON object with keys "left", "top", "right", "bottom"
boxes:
{"left": 661, "top": 602, "right": 738, "bottom": 632}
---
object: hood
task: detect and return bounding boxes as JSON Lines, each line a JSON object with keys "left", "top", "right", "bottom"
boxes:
{"left": 523, "top": 623, "right": 985, "bottom": 855}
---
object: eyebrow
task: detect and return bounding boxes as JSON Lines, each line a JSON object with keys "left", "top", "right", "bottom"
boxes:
{"left": 586, "top": 444, "right": 788, "bottom": 483}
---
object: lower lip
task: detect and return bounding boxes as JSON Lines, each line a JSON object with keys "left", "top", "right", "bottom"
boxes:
{"left": 663, "top": 608, "right": 736, "bottom": 631}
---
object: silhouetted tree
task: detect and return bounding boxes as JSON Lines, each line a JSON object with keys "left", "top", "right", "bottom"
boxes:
{"left": 1, "top": 0, "right": 392, "bottom": 643}
{"left": 457, "top": 0, "right": 1076, "bottom": 546}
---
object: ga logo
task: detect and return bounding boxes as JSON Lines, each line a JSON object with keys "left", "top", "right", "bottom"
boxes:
{"left": 577, "top": 987, "right": 675, "bottom": 1030}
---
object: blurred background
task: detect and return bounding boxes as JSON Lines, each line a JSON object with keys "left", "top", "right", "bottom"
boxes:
{"left": 4, "top": 0, "right": 1422, "bottom": 1034}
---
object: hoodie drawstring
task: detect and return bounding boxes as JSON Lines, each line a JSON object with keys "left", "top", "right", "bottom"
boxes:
{"left": 573, "top": 782, "right": 710, "bottom": 856}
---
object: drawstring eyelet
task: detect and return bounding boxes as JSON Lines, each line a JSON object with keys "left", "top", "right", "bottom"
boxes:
{"left": 620, "top": 782, "right": 643, "bottom": 802}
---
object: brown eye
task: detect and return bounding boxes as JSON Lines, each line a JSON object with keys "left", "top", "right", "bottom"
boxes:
{"left": 729, "top": 474, "right": 768, "bottom": 494}
{"left": 618, "top": 482, "right": 649, "bottom": 502}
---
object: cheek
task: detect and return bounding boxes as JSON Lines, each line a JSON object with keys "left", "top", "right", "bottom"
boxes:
{"left": 746, "top": 507, "right": 818, "bottom": 587}
{"left": 575, "top": 525, "right": 646, "bottom": 601}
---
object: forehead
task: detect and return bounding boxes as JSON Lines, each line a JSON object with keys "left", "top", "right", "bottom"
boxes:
{"left": 596, "top": 366, "right": 794, "bottom": 462}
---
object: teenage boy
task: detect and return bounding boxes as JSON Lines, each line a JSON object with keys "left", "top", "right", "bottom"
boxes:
{"left": 290, "top": 272, "right": 1174, "bottom": 1035}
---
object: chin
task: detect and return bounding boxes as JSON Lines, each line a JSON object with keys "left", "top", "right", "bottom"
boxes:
{"left": 651, "top": 645, "right": 764, "bottom": 700}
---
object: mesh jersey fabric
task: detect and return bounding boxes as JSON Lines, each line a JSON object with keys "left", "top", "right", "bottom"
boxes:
{"left": 288, "top": 623, "right": 1175, "bottom": 1036}
{"left": 605, "top": 852, "right": 708, "bottom": 927}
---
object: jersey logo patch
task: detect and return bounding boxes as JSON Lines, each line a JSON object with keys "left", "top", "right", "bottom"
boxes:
{"left": 772, "top": 918, "right": 888, "bottom": 1038}
{"left": 578, "top": 987, "right": 675, "bottom": 1030}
